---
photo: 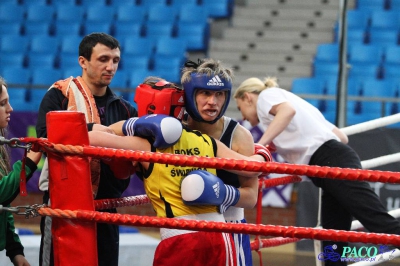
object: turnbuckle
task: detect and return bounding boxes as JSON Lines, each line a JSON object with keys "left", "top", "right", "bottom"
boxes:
{"left": 0, "top": 137, "right": 32, "bottom": 150}
{"left": 0, "top": 204, "right": 44, "bottom": 219}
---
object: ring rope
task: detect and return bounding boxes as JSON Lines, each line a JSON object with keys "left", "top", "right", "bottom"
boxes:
{"left": 36, "top": 207, "right": 400, "bottom": 247}
{"left": 93, "top": 175, "right": 302, "bottom": 210}
{"left": 341, "top": 113, "right": 400, "bottom": 136}
{"left": 20, "top": 137, "right": 400, "bottom": 184}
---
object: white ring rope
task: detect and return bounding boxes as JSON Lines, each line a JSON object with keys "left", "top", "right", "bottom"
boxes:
{"left": 339, "top": 113, "right": 400, "bottom": 169}
{"left": 351, "top": 209, "right": 400, "bottom": 231}
{"left": 341, "top": 113, "right": 400, "bottom": 136}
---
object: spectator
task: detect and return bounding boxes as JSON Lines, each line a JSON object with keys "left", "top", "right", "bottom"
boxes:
{"left": 35, "top": 33, "right": 138, "bottom": 266}
{"left": 0, "top": 76, "right": 42, "bottom": 266}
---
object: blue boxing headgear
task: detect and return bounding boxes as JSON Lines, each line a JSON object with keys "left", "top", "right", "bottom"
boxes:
{"left": 183, "top": 73, "right": 232, "bottom": 124}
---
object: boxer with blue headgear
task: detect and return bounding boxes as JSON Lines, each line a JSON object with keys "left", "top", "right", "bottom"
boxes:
{"left": 182, "top": 59, "right": 233, "bottom": 124}
{"left": 181, "top": 58, "right": 272, "bottom": 266}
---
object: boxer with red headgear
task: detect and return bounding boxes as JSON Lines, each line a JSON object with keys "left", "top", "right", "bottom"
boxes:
{"left": 134, "top": 77, "right": 185, "bottom": 120}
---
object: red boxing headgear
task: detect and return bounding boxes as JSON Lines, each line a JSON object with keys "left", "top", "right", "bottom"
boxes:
{"left": 134, "top": 80, "right": 185, "bottom": 120}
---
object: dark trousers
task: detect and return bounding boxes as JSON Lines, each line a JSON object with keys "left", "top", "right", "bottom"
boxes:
{"left": 308, "top": 140, "right": 400, "bottom": 266}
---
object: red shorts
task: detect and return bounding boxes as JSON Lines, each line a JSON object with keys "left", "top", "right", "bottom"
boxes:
{"left": 153, "top": 231, "right": 237, "bottom": 266}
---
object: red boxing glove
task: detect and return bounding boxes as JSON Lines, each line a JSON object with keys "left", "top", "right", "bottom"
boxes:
{"left": 254, "top": 143, "right": 273, "bottom": 162}
{"left": 103, "top": 159, "right": 136, "bottom": 180}
{"left": 266, "top": 142, "right": 276, "bottom": 153}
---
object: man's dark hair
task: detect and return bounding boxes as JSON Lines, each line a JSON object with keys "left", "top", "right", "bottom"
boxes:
{"left": 79, "top": 32, "right": 120, "bottom": 60}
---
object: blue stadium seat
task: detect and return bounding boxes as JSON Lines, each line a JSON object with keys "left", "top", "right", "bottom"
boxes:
{"left": 52, "top": 0, "right": 77, "bottom": 7}
{"left": 155, "top": 37, "right": 187, "bottom": 56}
{"left": 291, "top": 77, "right": 325, "bottom": 95}
{"left": 370, "top": 10, "right": 400, "bottom": 30}
{"left": 368, "top": 28, "right": 399, "bottom": 46}
{"left": 383, "top": 44, "right": 400, "bottom": 65}
{"left": 22, "top": 22, "right": 51, "bottom": 36}
{"left": 0, "top": 35, "right": 29, "bottom": 53}
{"left": 390, "top": 0, "right": 400, "bottom": 10}
{"left": 31, "top": 68, "right": 63, "bottom": 87}
{"left": 143, "top": 21, "right": 174, "bottom": 39}
{"left": 25, "top": 5, "right": 55, "bottom": 23}
{"left": 78, "top": 0, "right": 107, "bottom": 6}
{"left": 109, "top": 0, "right": 136, "bottom": 7}
{"left": 0, "top": 22, "right": 21, "bottom": 35}
{"left": 176, "top": 21, "right": 210, "bottom": 51}
{"left": 23, "top": 0, "right": 48, "bottom": 6}
{"left": 85, "top": 5, "right": 116, "bottom": 23}
{"left": 123, "top": 36, "right": 155, "bottom": 56}
{"left": 115, "top": 5, "right": 147, "bottom": 23}
{"left": 147, "top": 5, "right": 178, "bottom": 23}
{"left": 55, "top": 5, "right": 85, "bottom": 23}
{"left": 128, "top": 69, "right": 154, "bottom": 88}
{"left": 1, "top": 67, "right": 31, "bottom": 90}
{"left": 62, "top": 66, "right": 81, "bottom": 78}
{"left": 150, "top": 67, "right": 181, "bottom": 84}
{"left": 121, "top": 54, "right": 150, "bottom": 71}
{"left": 360, "top": 78, "right": 398, "bottom": 97}
{"left": 178, "top": 4, "right": 209, "bottom": 24}
{"left": 348, "top": 43, "right": 385, "bottom": 64}
{"left": 0, "top": 54, "right": 26, "bottom": 68}
{"left": 138, "top": 0, "right": 168, "bottom": 8}
{"left": 171, "top": 0, "right": 199, "bottom": 7}
{"left": 60, "top": 35, "right": 82, "bottom": 54}
{"left": 313, "top": 62, "right": 339, "bottom": 77}
{"left": 53, "top": 21, "right": 82, "bottom": 37}
{"left": 113, "top": 21, "right": 143, "bottom": 40}
{"left": 82, "top": 21, "right": 112, "bottom": 35}
{"left": 346, "top": 9, "right": 371, "bottom": 30}
{"left": 314, "top": 43, "right": 340, "bottom": 63}
{"left": 26, "top": 53, "right": 56, "bottom": 70}
{"left": 346, "top": 28, "right": 368, "bottom": 44}
{"left": 29, "top": 89, "right": 48, "bottom": 112}
{"left": 152, "top": 54, "right": 185, "bottom": 79}
{"left": 8, "top": 88, "right": 29, "bottom": 110}
{"left": 110, "top": 69, "right": 129, "bottom": 90}
{"left": 0, "top": 3, "right": 26, "bottom": 22}
{"left": 58, "top": 53, "right": 79, "bottom": 69}
{"left": 347, "top": 77, "right": 364, "bottom": 96}
{"left": 356, "top": 0, "right": 386, "bottom": 11}
{"left": 382, "top": 64, "right": 400, "bottom": 80}
{"left": 201, "top": 0, "right": 234, "bottom": 18}
{"left": 30, "top": 36, "right": 60, "bottom": 55}
{"left": 348, "top": 62, "right": 381, "bottom": 79}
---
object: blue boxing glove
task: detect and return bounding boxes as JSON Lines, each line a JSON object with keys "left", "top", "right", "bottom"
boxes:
{"left": 122, "top": 114, "right": 182, "bottom": 149}
{"left": 181, "top": 170, "right": 240, "bottom": 214}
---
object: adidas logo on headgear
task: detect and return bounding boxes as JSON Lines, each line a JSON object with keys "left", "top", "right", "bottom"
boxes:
{"left": 207, "top": 76, "right": 224, "bottom": 86}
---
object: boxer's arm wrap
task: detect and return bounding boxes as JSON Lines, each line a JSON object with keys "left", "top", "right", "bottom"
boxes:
{"left": 122, "top": 114, "right": 182, "bottom": 149}
{"left": 254, "top": 143, "right": 273, "bottom": 162}
{"left": 181, "top": 170, "right": 240, "bottom": 214}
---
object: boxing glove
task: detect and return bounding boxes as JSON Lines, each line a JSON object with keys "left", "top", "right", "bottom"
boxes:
{"left": 181, "top": 170, "right": 240, "bottom": 214}
{"left": 254, "top": 143, "right": 273, "bottom": 162}
{"left": 122, "top": 114, "right": 182, "bottom": 149}
{"left": 102, "top": 158, "right": 136, "bottom": 180}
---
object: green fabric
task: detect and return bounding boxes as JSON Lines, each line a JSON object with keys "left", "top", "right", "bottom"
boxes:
{"left": 0, "top": 160, "right": 33, "bottom": 253}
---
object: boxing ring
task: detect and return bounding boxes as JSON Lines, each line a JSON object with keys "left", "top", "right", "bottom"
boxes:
{"left": 3, "top": 111, "right": 400, "bottom": 266}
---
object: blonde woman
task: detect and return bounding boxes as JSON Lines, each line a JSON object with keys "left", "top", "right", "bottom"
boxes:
{"left": 233, "top": 76, "right": 400, "bottom": 266}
